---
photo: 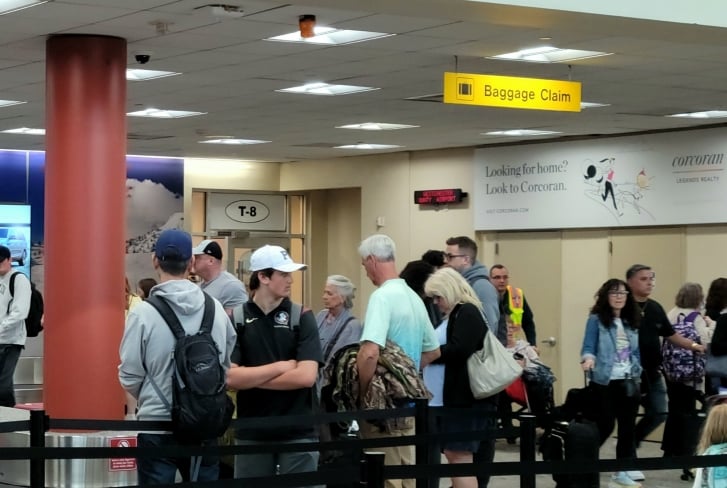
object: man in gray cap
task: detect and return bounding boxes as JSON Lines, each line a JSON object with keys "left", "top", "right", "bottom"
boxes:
{"left": 192, "top": 240, "right": 248, "bottom": 315}
{"left": 0, "top": 245, "right": 30, "bottom": 407}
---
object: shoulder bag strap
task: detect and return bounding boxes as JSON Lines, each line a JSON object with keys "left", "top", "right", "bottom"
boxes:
{"left": 323, "top": 316, "right": 355, "bottom": 360}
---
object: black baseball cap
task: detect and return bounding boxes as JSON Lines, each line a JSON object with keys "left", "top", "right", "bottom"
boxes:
{"left": 192, "top": 240, "right": 223, "bottom": 260}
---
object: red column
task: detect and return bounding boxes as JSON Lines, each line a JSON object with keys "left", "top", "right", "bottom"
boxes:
{"left": 44, "top": 35, "right": 127, "bottom": 420}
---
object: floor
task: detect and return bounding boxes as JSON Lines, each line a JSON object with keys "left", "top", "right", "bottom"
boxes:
{"left": 480, "top": 436, "right": 694, "bottom": 488}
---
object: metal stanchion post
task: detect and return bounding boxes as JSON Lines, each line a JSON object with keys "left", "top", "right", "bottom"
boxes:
{"left": 360, "top": 452, "right": 386, "bottom": 488}
{"left": 414, "top": 398, "right": 430, "bottom": 488}
{"left": 519, "top": 414, "right": 536, "bottom": 488}
{"left": 29, "top": 409, "right": 47, "bottom": 488}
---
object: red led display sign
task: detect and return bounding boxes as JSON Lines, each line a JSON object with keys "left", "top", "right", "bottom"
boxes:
{"left": 414, "top": 188, "right": 466, "bottom": 205}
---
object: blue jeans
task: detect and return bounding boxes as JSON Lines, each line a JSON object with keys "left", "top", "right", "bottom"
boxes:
{"left": 0, "top": 344, "right": 22, "bottom": 407}
{"left": 634, "top": 371, "right": 668, "bottom": 446}
{"left": 234, "top": 436, "right": 320, "bottom": 483}
{"left": 136, "top": 434, "right": 219, "bottom": 485}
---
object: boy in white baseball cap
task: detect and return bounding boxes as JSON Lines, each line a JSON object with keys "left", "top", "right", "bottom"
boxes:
{"left": 249, "top": 245, "right": 307, "bottom": 273}
{"left": 226, "top": 244, "right": 321, "bottom": 481}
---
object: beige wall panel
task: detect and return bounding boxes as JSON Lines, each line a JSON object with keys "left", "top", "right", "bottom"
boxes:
{"left": 686, "top": 225, "right": 727, "bottom": 288}
{"left": 308, "top": 190, "right": 329, "bottom": 311}
{"left": 282, "top": 153, "right": 410, "bottom": 305}
{"left": 408, "top": 148, "right": 476, "bottom": 258}
{"left": 493, "top": 231, "right": 563, "bottom": 400}
{"left": 610, "top": 227, "right": 685, "bottom": 308}
{"left": 560, "top": 230, "right": 610, "bottom": 398}
{"left": 306, "top": 188, "right": 362, "bottom": 317}
{"left": 183, "top": 159, "right": 280, "bottom": 231}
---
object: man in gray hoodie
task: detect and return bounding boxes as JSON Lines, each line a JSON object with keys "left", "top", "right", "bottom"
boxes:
{"left": 444, "top": 236, "right": 501, "bottom": 340}
{"left": 118, "top": 229, "right": 236, "bottom": 485}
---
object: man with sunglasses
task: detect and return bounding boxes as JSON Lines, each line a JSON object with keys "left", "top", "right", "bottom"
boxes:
{"left": 444, "top": 236, "right": 501, "bottom": 342}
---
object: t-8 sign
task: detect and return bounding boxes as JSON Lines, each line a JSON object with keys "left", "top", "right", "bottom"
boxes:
{"left": 207, "top": 193, "right": 286, "bottom": 231}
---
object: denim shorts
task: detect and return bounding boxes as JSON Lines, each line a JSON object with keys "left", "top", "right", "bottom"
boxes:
{"left": 440, "top": 414, "right": 489, "bottom": 453}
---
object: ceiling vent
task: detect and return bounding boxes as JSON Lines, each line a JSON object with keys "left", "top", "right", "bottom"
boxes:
{"left": 196, "top": 4, "right": 244, "bottom": 19}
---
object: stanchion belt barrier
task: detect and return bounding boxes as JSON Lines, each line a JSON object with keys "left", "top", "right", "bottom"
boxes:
{"left": 2, "top": 406, "right": 725, "bottom": 488}
{"left": 0, "top": 420, "right": 29, "bottom": 433}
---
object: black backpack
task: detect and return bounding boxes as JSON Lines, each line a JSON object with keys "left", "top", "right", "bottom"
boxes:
{"left": 8, "top": 272, "right": 44, "bottom": 337}
{"left": 146, "top": 292, "right": 233, "bottom": 444}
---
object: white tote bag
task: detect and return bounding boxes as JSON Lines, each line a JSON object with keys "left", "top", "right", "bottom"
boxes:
{"left": 467, "top": 330, "right": 523, "bottom": 399}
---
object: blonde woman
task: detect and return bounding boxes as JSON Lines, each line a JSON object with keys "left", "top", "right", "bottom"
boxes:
{"left": 693, "top": 402, "right": 727, "bottom": 487}
{"left": 423, "top": 267, "right": 495, "bottom": 488}
{"left": 125, "top": 276, "right": 142, "bottom": 318}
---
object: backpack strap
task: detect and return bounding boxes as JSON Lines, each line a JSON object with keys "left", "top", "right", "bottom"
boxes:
{"left": 199, "top": 293, "right": 215, "bottom": 335}
{"left": 147, "top": 293, "right": 215, "bottom": 338}
{"left": 231, "top": 302, "right": 245, "bottom": 330}
{"left": 290, "top": 302, "right": 302, "bottom": 329}
{"left": 146, "top": 295, "right": 186, "bottom": 339}
{"left": 684, "top": 311, "right": 700, "bottom": 325}
{"left": 6, "top": 272, "right": 20, "bottom": 314}
{"left": 143, "top": 292, "right": 216, "bottom": 410}
{"left": 8, "top": 271, "right": 19, "bottom": 297}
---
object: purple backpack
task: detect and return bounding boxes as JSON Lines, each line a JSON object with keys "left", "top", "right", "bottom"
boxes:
{"left": 661, "top": 311, "right": 705, "bottom": 383}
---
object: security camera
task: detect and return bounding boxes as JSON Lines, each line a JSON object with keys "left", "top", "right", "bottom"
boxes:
{"left": 134, "top": 51, "right": 152, "bottom": 64}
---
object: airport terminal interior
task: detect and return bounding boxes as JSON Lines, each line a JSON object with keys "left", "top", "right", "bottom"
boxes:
{"left": 2, "top": 0, "right": 727, "bottom": 486}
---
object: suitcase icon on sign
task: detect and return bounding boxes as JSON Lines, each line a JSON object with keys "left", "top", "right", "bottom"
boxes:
{"left": 456, "top": 77, "right": 475, "bottom": 101}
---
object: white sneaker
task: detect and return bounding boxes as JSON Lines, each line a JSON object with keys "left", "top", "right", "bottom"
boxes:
{"left": 609, "top": 471, "right": 642, "bottom": 488}
{"left": 626, "top": 470, "right": 645, "bottom": 481}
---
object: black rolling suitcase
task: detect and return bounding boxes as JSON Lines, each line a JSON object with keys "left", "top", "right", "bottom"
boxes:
{"left": 540, "top": 372, "right": 600, "bottom": 488}
{"left": 541, "top": 419, "right": 600, "bottom": 488}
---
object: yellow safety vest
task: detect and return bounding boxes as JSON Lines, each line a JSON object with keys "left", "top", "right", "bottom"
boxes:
{"left": 506, "top": 285, "right": 526, "bottom": 342}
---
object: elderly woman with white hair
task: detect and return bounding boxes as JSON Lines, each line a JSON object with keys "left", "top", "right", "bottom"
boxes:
{"left": 316, "top": 274, "right": 363, "bottom": 366}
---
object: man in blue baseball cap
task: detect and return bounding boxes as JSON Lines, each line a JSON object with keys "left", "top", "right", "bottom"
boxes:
{"left": 119, "top": 229, "right": 237, "bottom": 484}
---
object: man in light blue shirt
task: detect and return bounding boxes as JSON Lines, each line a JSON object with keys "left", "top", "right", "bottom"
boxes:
{"left": 357, "top": 234, "right": 440, "bottom": 488}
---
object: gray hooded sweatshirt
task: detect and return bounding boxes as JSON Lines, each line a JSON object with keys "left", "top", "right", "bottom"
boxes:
{"left": 461, "top": 260, "right": 501, "bottom": 337}
{"left": 118, "top": 279, "right": 236, "bottom": 421}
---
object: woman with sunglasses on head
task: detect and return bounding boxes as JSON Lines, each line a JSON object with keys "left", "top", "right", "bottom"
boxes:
{"left": 581, "top": 278, "right": 642, "bottom": 488}
{"left": 423, "top": 267, "right": 495, "bottom": 488}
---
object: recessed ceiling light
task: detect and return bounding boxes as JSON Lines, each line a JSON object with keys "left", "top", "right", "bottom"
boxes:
{"left": 1, "top": 127, "right": 45, "bottom": 135}
{"left": 127, "top": 108, "right": 206, "bottom": 118}
{"left": 265, "top": 28, "right": 394, "bottom": 45}
{"left": 199, "top": 138, "right": 270, "bottom": 145}
{"left": 488, "top": 46, "right": 612, "bottom": 63}
{"left": 0, "top": 0, "right": 48, "bottom": 16}
{"left": 277, "top": 83, "right": 379, "bottom": 96}
{"left": 334, "top": 143, "right": 403, "bottom": 149}
{"left": 667, "top": 110, "right": 727, "bottom": 119}
{"left": 483, "top": 130, "right": 561, "bottom": 136}
{"left": 0, "top": 99, "right": 26, "bottom": 108}
{"left": 126, "top": 69, "right": 181, "bottom": 81}
{"left": 581, "top": 102, "right": 610, "bottom": 109}
{"left": 336, "top": 123, "right": 419, "bottom": 130}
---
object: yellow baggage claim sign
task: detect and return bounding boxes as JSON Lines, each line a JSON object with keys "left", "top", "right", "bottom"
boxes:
{"left": 443, "top": 72, "right": 581, "bottom": 112}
